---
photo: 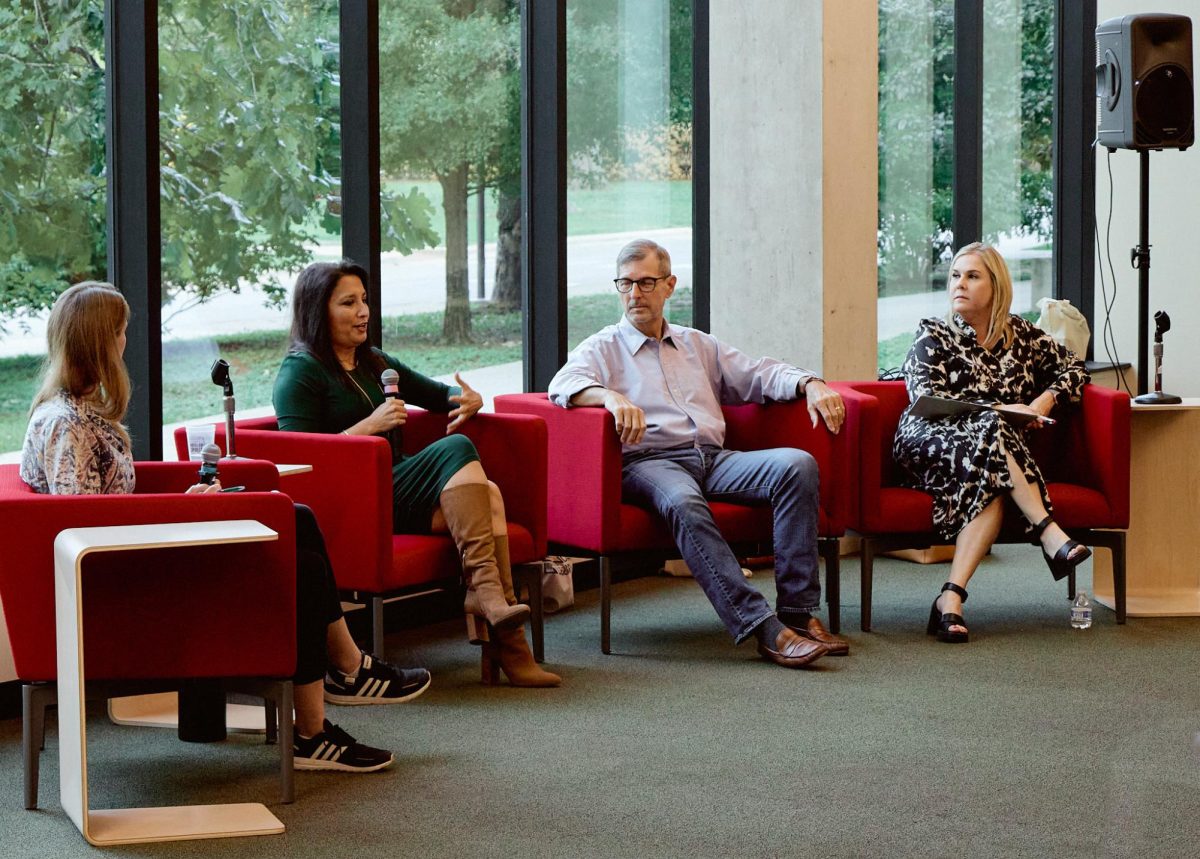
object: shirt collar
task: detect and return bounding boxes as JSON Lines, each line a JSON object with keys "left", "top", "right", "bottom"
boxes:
{"left": 617, "top": 316, "right": 676, "bottom": 355}
{"left": 951, "top": 312, "right": 977, "bottom": 339}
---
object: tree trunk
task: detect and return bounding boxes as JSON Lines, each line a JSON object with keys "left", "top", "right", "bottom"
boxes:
{"left": 440, "top": 163, "right": 472, "bottom": 343}
{"left": 491, "top": 189, "right": 521, "bottom": 311}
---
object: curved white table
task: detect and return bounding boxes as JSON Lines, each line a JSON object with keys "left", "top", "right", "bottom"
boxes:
{"left": 55, "top": 520, "right": 284, "bottom": 845}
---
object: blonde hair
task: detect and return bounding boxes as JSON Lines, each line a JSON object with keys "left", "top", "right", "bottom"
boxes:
{"left": 945, "top": 242, "right": 1014, "bottom": 350}
{"left": 32, "top": 282, "right": 132, "bottom": 443}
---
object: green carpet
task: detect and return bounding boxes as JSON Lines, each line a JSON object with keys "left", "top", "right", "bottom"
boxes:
{"left": 2, "top": 547, "right": 1199, "bottom": 858}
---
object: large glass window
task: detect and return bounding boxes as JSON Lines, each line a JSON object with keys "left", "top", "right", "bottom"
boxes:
{"left": 982, "top": 0, "right": 1055, "bottom": 321}
{"left": 566, "top": 0, "right": 693, "bottom": 349}
{"left": 0, "top": 1, "right": 107, "bottom": 457}
{"left": 158, "top": 0, "right": 341, "bottom": 444}
{"left": 876, "top": 0, "right": 954, "bottom": 372}
{"left": 377, "top": 0, "right": 522, "bottom": 409}
{"left": 877, "top": 0, "right": 1056, "bottom": 372}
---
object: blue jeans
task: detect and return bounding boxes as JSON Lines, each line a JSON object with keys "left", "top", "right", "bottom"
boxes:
{"left": 622, "top": 444, "right": 822, "bottom": 644}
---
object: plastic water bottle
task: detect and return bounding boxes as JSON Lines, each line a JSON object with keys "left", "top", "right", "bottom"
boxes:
{"left": 1070, "top": 591, "right": 1093, "bottom": 629}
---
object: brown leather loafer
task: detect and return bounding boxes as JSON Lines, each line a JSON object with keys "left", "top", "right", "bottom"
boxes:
{"left": 787, "top": 616, "right": 850, "bottom": 656}
{"left": 756, "top": 627, "right": 827, "bottom": 669}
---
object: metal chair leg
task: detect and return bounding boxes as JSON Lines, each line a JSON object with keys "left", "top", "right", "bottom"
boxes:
{"left": 600, "top": 555, "right": 612, "bottom": 654}
{"left": 860, "top": 538, "right": 875, "bottom": 632}
{"left": 528, "top": 565, "right": 545, "bottom": 663}
{"left": 371, "top": 596, "right": 385, "bottom": 657}
{"left": 1112, "top": 532, "right": 1127, "bottom": 624}
{"left": 822, "top": 538, "right": 841, "bottom": 634}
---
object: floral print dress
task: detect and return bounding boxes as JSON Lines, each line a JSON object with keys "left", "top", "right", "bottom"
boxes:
{"left": 20, "top": 391, "right": 135, "bottom": 495}
{"left": 893, "top": 314, "right": 1088, "bottom": 540}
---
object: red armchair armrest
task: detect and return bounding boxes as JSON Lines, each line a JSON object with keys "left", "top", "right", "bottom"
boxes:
{"left": 836, "top": 381, "right": 890, "bottom": 531}
{"left": 494, "top": 393, "right": 623, "bottom": 553}
{"left": 1073, "top": 385, "right": 1131, "bottom": 527}
{"left": 722, "top": 396, "right": 858, "bottom": 536}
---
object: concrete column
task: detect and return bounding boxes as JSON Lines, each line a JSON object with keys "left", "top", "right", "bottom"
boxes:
{"left": 710, "top": 1, "right": 877, "bottom": 381}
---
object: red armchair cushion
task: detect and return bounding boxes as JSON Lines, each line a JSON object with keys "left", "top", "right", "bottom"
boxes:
{"left": 841, "top": 380, "right": 1131, "bottom": 536}
{"left": 494, "top": 392, "right": 850, "bottom": 556}
{"left": 174, "top": 409, "right": 548, "bottom": 596}
{"left": 0, "top": 463, "right": 297, "bottom": 683}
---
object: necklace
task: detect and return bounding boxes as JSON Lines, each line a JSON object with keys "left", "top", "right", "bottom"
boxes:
{"left": 344, "top": 367, "right": 376, "bottom": 408}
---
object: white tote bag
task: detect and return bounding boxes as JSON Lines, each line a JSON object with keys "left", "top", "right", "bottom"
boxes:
{"left": 1035, "top": 297, "right": 1090, "bottom": 359}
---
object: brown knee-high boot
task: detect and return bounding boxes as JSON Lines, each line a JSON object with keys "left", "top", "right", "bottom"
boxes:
{"left": 489, "top": 535, "right": 561, "bottom": 688}
{"left": 439, "top": 484, "right": 529, "bottom": 641}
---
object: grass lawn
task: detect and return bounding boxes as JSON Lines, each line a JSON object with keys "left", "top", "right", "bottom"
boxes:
{"left": 0, "top": 289, "right": 694, "bottom": 454}
{"left": 309, "top": 179, "right": 693, "bottom": 246}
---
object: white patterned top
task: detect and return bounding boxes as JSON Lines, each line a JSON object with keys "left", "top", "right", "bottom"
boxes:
{"left": 20, "top": 391, "right": 135, "bottom": 495}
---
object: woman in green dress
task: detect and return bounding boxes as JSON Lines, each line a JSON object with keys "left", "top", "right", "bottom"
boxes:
{"left": 273, "top": 260, "right": 560, "bottom": 687}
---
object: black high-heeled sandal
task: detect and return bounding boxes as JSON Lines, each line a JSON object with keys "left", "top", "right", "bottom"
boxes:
{"left": 926, "top": 582, "right": 969, "bottom": 644}
{"left": 1032, "top": 516, "right": 1092, "bottom": 581}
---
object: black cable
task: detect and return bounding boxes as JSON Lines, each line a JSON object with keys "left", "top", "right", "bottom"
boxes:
{"left": 1094, "top": 144, "right": 1134, "bottom": 396}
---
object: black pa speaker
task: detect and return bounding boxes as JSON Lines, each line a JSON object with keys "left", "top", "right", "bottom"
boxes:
{"left": 1096, "top": 14, "right": 1194, "bottom": 151}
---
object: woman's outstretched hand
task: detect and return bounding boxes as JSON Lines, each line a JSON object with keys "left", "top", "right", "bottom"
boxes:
{"left": 447, "top": 372, "right": 483, "bottom": 433}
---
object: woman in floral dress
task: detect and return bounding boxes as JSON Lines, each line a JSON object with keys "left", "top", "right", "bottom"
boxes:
{"left": 894, "top": 243, "right": 1091, "bottom": 643}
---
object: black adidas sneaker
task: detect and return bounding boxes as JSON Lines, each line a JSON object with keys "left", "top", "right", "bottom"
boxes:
{"left": 324, "top": 652, "right": 431, "bottom": 705}
{"left": 293, "top": 720, "right": 394, "bottom": 773}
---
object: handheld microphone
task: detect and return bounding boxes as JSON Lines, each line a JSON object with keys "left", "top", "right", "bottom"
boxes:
{"left": 380, "top": 368, "right": 402, "bottom": 461}
{"left": 381, "top": 368, "right": 400, "bottom": 398}
{"left": 197, "top": 443, "right": 221, "bottom": 485}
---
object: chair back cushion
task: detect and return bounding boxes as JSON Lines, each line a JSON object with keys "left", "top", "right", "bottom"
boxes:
{"left": 0, "top": 465, "right": 297, "bottom": 682}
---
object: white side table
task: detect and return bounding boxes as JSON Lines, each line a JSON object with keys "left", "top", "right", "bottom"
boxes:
{"left": 275, "top": 463, "right": 313, "bottom": 477}
{"left": 55, "top": 520, "right": 284, "bottom": 846}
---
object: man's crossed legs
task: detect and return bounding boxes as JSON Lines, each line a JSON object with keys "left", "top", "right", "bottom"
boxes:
{"left": 622, "top": 444, "right": 848, "bottom": 667}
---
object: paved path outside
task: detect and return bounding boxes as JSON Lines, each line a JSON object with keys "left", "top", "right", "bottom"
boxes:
{"left": 0, "top": 228, "right": 693, "bottom": 359}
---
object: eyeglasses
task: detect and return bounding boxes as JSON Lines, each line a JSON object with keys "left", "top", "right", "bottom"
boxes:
{"left": 613, "top": 276, "right": 668, "bottom": 294}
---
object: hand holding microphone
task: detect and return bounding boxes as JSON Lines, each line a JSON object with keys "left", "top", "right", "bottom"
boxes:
{"left": 369, "top": 368, "right": 408, "bottom": 432}
{"left": 188, "top": 444, "right": 223, "bottom": 493}
{"left": 380, "top": 368, "right": 405, "bottom": 460}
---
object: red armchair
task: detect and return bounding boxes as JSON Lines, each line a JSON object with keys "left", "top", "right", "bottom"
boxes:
{"left": 0, "top": 460, "right": 298, "bottom": 810}
{"left": 493, "top": 393, "right": 855, "bottom": 652}
{"left": 840, "top": 381, "right": 1130, "bottom": 631}
{"left": 174, "top": 410, "right": 549, "bottom": 658}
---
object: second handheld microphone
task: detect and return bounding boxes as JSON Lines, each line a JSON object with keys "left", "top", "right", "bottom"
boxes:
{"left": 381, "top": 368, "right": 403, "bottom": 461}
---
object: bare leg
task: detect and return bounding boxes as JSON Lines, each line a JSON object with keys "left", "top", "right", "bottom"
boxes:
{"left": 938, "top": 497, "right": 1004, "bottom": 635}
{"left": 294, "top": 681, "right": 325, "bottom": 737}
{"left": 326, "top": 618, "right": 363, "bottom": 675}
{"left": 1003, "top": 450, "right": 1087, "bottom": 561}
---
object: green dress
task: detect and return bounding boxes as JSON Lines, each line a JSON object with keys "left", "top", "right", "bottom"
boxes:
{"left": 272, "top": 349, "right": 479, "bottom": 533}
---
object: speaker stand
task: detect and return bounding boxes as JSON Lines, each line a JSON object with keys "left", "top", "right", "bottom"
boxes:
{"left": 1132, "top": 149, "right": 1152, "bottom": 396}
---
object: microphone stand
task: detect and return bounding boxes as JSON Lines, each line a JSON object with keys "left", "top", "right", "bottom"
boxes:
{"left": 1133, "top": 315, "right": 1182, "bottom": 405}
{"left": 222, "top": 385, "right": 239, "bottom": 459}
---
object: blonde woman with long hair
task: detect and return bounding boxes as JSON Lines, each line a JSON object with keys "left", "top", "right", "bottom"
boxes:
{"left": 21, "top": 282, "right": 426, "bottom": 772}
{"left": 892, "top": 244, "right": 1091, "bottom": 643}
